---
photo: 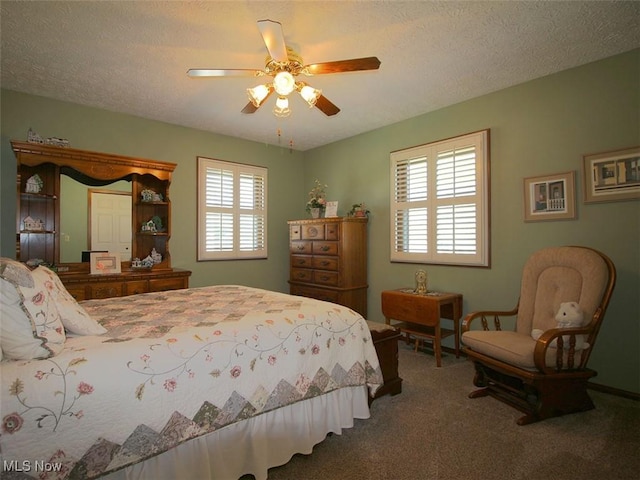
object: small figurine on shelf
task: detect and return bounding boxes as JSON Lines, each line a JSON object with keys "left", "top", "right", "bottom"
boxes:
{"left": 141, "top": 189, "right": 156, "bottom": 202}
{"left": 140, "top": 256, "right": 155, "bottom": 268}
{"left": 23, "top": 216, "right": 44, "bottom": 231}
{"left": 25, "top": 174, "right": 43, "bottom": 193}
{"left": 151, "top": 248, "right": 162, "bottom": 264}
{"left": 141, "top": 220, "right": 157, "bottom": 232}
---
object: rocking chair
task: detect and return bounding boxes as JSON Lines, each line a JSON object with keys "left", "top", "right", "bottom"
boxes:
{"left": 461, "top": 246, "right": 616, "bottom": 425}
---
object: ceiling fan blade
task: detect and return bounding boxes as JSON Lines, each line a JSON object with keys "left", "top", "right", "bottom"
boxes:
{"left": 257, "top": 19, "right": 288, "bottom": 63}
{"left": 241, "top": 102, "right": 259, "bottom": 114}
{"left": 187, "top": 68, "right": 261, "bottom": 77}
{"left": 315, "top": 95, "right": 340, "bottom": 116}
{"left": 304, "top": 57, "right": 381, "bottom": 75}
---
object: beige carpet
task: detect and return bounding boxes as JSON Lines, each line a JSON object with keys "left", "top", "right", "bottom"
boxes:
{"left": 264, "top": 344, "right": 640, "bottom": 480}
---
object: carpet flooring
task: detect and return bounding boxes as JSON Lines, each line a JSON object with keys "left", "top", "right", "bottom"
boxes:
{"left": 265, "top": 343, "right": 640, "bottom": 480}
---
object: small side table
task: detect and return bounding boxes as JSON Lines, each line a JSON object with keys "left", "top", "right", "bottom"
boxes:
{"left": 381, "top": 288, "right": 463, "bottom": 367}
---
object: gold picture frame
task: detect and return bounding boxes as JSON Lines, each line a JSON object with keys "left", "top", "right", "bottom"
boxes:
{"left": 524, "top": 171, "right": 576, "bottom": 222}
{"left": 90, "top": 252, "right": 121, "bottom": 275}
{"left": 583, "top": 146, "right": 640, "bottom": 203}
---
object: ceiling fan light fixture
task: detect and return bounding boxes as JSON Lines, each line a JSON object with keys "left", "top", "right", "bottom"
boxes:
{"left": 273, "top": 96, "right": 291, "bottom": 117}
{"left": 247, "top": 84, "right": 272, "bottom": 107}
{"left": 273, "top": 71, "right": 296, "bottom": 96}
{"left": 299, "top": 84, "right": 322, "bottom": 107}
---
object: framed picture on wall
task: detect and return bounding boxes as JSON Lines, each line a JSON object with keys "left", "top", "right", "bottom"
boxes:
{"left": 90, "top": 252, "right": 121, "bottom": 275}
{"left": 523, "top": 171, "right": 576, "bottom": 222}
{"left": 583, "top": 146, "right": 640, "bottom": 203}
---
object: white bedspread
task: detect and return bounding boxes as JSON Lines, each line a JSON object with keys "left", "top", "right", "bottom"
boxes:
{"left": 0, "top": 285, "right": 382, "bottom": 479}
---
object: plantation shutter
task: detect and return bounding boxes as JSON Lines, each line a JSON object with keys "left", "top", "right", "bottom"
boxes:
{"left": 198, "top": 157, "right": 267, "bottom": 260}
{"left": 390, "top": 130, "right": 489, "bottom": 266}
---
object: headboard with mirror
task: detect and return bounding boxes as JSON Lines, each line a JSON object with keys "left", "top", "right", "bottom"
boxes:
{"left": 12, "top": 140, "right": 190, "bottom": 300}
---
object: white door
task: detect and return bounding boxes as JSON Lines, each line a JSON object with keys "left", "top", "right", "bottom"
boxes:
{"left": 90, "top": 191, "right": 132, "bottom": 260}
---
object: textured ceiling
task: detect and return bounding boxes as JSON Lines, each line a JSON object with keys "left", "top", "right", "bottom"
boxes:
{"left": 1, "top": 1, "right": 639, "bottom": 151}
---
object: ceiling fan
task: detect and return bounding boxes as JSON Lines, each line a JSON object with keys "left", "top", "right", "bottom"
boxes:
{"left": 187, "top": 19, "right": 381, "bottom": 118}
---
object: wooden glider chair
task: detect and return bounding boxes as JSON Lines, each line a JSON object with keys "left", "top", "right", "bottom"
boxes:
{"left": 461, "top": 246, "right": 616, "bottom": 425}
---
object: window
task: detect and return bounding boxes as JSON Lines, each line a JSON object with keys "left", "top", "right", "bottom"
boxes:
{"left": 197, "top": 157, "right": 267, "bottom": 260}
{"left": 390, "top": 129, "right": 490, "bottom": 266}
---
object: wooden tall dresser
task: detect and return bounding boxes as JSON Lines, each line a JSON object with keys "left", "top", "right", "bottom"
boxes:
{"left": 288, "top": 217, "right": 368, "bottom": 317}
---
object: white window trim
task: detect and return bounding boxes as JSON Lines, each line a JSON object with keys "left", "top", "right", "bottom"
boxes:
{"left": 390, "top": 129, "right": 490, "bottom": 267}
{"left": 197, "top": 157, "right": 267, "bottom": 261}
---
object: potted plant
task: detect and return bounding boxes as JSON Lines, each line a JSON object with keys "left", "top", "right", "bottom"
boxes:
{"left": 306, "top": 180, "right": 327, "bottom": 218}
{"left": 348, "top": 203, "right": 370, "bottom": 217}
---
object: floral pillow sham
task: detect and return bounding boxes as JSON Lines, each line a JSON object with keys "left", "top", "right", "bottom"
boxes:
{"left": 34, "top": 265, "right": 107, "bottom": 336}
{"left": 0, "top": 258, "right": 65, "bottom": 359}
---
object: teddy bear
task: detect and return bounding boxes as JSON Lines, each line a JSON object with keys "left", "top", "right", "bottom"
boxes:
{"left": 531, "top": 301, "right": 589, "bottom": 350}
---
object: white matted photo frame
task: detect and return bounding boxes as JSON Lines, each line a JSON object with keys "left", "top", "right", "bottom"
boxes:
{"left": 90, "top": 252, "right": 122, "bottom": 275}
{"left": 324, "top": 201, "right": 339, "bottom": 218}
{"left": 523, "top": 171, "right": 576, "bottom": 222}
{"left": 582, "top": 146, "right": 640, "bottom": 203}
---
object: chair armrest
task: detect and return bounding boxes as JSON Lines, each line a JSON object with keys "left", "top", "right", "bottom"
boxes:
{"left": 462, "top": 306, "right": 518, "bottom": 333}
{"left": 533, "top": 326, "right": 592, "bottom": 373}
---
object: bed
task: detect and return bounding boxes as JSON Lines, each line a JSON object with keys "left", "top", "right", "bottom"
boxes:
{"left": 0, "top": 258, "right": 383, "bottom": 480}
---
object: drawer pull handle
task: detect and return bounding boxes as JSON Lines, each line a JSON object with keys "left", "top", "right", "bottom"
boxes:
{"left": 320, "top": 275, "right": 329, "bottom": 281}
{"left": 299, "top": 260, "right": 306, "bottom": 265}
{"left": 320, "top": 261, "right": 329, "bottom": 266}
{"left": 297, "top": 245, "right": 305, "bottom": 250}
{"left": 321, "top": 246, "right": 330, "bottom": 252}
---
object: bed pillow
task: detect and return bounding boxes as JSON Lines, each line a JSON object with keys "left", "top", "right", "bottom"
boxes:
{"left": 0, "top": 258, "right": 65, "bottom": 359}
{"left": 33, "top": 266, "right": 107, "bottom": 336}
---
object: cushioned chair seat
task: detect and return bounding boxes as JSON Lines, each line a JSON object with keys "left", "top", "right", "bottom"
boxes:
{"left": 462, "top": 330, "right": 587, "bottom": 370}
{"left": 462, "top": 331, "right": 536, "bottom": 369}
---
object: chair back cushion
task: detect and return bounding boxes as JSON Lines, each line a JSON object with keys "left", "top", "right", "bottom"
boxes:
{"left": 517, "top": 246, "right": 609, "bottom": 335}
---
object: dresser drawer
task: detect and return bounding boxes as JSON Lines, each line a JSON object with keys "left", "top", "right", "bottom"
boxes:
{"left": 291, "top": 255, "right": 313, "bottom": 268}
{"left": 312, "top": 241, "right": 338, "bottom": 255}
{"left": 312, "top": 256, "right": 339, "bottom": 271}
{"left": 325, "top": 223, "right": 339, "bottom": 240}
{"left": 302, "top": 224, "right": 324, "bottom": 240}
{"left": 90, "top": 282, "right": 123, "bottom": 299}
{"left": 125, "top": 280, "right": 149, "bottom": 296}
{"left": 290, "top": 224, "right": 302, "bottom": 240}
{"left": 290, "top": 241, "right": 312, "bottom": 254}
{"left": 291, "top": 268, "right": 313, "bottom": 282}
{"left": 65, "top": 285, "right": 88, "bottom": 301}
{"left": 313, "top": 270, "right": 339, "bottom": 286}
{"left": 149, "top": 277, "right": 187, "bottom": 292}
{"left": 290, "top": 284, "right": 340, "bottom": 303}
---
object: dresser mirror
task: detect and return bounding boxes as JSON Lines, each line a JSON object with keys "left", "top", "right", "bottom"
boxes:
{"left": 59, "top": 172, "right": 132, "bottom": 264}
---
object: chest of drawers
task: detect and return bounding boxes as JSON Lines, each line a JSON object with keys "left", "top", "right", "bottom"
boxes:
{"left": 288, "top": 217, "right": 368, "bottom": 317}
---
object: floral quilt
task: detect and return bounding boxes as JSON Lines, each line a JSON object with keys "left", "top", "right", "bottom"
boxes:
{"left": 1, "top": 285, "right": 382, "bottom": 479}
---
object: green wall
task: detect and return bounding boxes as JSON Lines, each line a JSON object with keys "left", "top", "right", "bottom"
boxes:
{"left": 1, "top": 49, "right": 638, "bottom": 393}
{"left": 1, "top": 90, "right": 305, "bottom": 293}
{"left": 305, "top": 49, "right": 640, "bottom": 394}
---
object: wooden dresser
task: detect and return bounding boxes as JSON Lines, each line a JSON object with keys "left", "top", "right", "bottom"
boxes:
{"left": 288, "top": 217, "right": 368, "bottom": 317}
{"left": 59, "top": 268, "right": 191, "bottom": 301}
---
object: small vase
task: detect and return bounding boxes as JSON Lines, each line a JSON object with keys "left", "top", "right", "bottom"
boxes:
{"left": 310, "top": 208, "right": 320, "bottom": 219}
